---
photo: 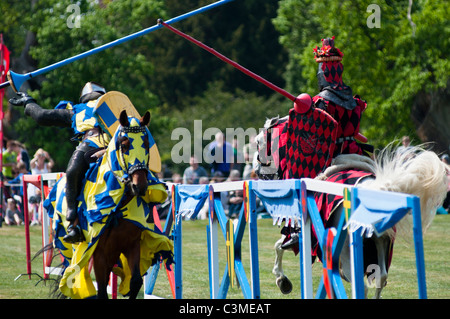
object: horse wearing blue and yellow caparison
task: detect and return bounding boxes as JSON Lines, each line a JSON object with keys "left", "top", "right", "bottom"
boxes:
{"left": 44, "top": 110, "right": 173, "bottom": 299}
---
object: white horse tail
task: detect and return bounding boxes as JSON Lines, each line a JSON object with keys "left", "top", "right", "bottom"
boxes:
{"left": 362, "top": 143, "right": 448, "bottom": 238}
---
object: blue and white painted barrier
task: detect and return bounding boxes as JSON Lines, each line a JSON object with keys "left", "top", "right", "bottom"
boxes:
{"left": 145, "top": 178, "right": 427, "bottom": 299}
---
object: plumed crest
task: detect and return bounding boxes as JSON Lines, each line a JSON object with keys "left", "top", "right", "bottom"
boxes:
{"left": 313, "top": 36, "right": 344, "bottom": 62}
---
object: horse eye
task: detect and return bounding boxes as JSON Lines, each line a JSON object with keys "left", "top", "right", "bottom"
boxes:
{"left": 119, "top": 137, "right": 129, "bottom": 152}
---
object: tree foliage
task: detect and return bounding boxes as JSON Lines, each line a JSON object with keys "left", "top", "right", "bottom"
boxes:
{"left": 2, "top": 0, "right": 286, "bottom": 171}
{"left": 273, "top": 0, "right": 449, "bottom": 149}
{"left": 3, "top": 0, "right": 446, "bottom": 172}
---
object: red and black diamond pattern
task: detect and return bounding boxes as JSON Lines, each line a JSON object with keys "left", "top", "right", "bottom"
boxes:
{"left": 311, "top": 169, "right": 374, "bottom": 257}
{"left": 314, "top": 95, "right": 367, "bottom": 156}
{"left": 315, "top": 169, "right": 374, "bottom": 222}
{"left": 321, "top": 61, "right": 345, "bottom": 89}
{"left": 284, "top": 107, "right": 338, "bottom": 179}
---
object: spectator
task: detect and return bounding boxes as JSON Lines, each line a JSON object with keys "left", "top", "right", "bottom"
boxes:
{"left": 183, "top": 156, "right": 208, "bottom": 184}
{"left": 210, "top": 171, "right": 225, "bottom": 183}
{"left": 2, "top": 140, "right": 18, "bottom": 180}
{"left": 232, "top": 138, "right": 245, "bottom": 175}
{"left": 226, "top": 170, "right": 243, "bottom": 219}
{"left": 10, "top": 140, "right": 30, "bottom": 172}
{"left": 4, "top": 198, "right": 23, "bottom": 226}
{"left": 242, "top": 134, "right": 258, "bottom": 179}
{"left": 7, "top": 161, "right": 28, "bottom": 199}
{"left": 397, "top": 135, "right": 412, "bottom": 155}
{"left": 28, "top": 148, "right": 54, "bottom": 222}
{"left": 207, "top": 132, "right": 234, "bottom": 178}
{"left": 172, "top": 173, "right": 182, "bottom": 184}
{"left": 210, "top": 171, "right": 227, "bottom": 212}
{"left": 30, "top": 148, "right": 54, "bottom": 174}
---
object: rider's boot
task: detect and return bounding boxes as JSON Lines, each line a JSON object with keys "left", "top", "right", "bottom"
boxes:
{"left": 62, "top": 150, "right": 88, "bottom": 244}
{"left": 281, "top": 232, "right": 299, "bottom": 250}
{"left": 280, "top": 225, "right": 301, "bottom": 250}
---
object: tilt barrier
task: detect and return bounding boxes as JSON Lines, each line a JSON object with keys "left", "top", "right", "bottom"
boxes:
{"left": 27, "top": 176, "right": 426, "bottom": 299}
{"left": 152, "top": 179, "right": 427, "bottom": 299}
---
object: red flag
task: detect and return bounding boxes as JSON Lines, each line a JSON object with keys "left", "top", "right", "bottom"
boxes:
{"left": 0, "top": 35, "right": 10, "bottom": 83}
{"left": 0, "top": 34, "right": 9, "bottom": 206}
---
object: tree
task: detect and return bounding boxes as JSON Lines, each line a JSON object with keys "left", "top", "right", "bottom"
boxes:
{"left": 3, "top": 0, "right": 288, "bottom": 170}
{"left": 147, "top": 0, "right": 287, "bottom": 108}
{"left": 273, "top": 0, "right": 449, "bottom": 152}
{"left": 5, "top": 0, "right": 167, "bottom": 170}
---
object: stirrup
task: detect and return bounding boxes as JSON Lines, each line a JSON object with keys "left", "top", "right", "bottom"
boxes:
{"left": 63, "top": 225, "right": 85, "bottom": 244}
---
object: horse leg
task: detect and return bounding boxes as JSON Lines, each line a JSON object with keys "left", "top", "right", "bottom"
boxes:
{"left": 372, "top": 236, "right": 390, "bottom": 299}
{"left": 272, "top": 236, "right": 293, "bottom": 294}
{"left": 93, "top": 248, "right": 120, "bottom": 299}
{"left": 118, "top": 220, "right": 143, "bottom": 299}
{"left": 93, "top": 229, "right": 121, "bottom": 299}
{"left": 125, "top": 240, "right": 143, "bottom": 299}
{"left": 124, "top": 240, "right": 142, "bottom": 299}
{"left": 339, "top": 235, "right": 370, "bottom": 298}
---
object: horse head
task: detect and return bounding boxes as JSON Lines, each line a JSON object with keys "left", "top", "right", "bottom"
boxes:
{"left": 117, "top": 110, "right": 151, "bottom": 197}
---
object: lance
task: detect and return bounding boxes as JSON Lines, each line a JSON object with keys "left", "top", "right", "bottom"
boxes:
{"left": 0, "top": 0, "right": 235, "bottom": 92}
{"left": 158, "top": 19, "right": 368, "bottom": 143}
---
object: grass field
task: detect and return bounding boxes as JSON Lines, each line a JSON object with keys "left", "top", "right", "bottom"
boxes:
{"left": 0, "top": 215, "right": 449, "bottom": 299}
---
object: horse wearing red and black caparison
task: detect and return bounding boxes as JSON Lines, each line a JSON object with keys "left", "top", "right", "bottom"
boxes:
{"left": 255, "top": 37, "right": 384, "bottom": 295}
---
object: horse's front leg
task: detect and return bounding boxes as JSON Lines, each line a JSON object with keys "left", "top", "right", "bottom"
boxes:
{"left": 93, "top": 255, "right": 114, "bottom": 299}
{"left": 273, "top": 236, "right": 293, "bottom": 294}
{"left": 371, "top": 236, "right": 390, "bottom": 299}
{"left": 125, "top": 237, "right": 143, "bottom": 299}
{"left": 94, "top": 230, "right": 121, "bottom": 299}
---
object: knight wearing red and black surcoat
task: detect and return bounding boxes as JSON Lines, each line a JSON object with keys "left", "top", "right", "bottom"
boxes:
{"left": 313, "top": 36, "right": 372, "bottom": 157}
{"left": 279, "top": 37, "right": 374, "bottom": 252}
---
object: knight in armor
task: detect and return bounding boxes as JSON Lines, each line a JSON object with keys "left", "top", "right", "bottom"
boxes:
{"left": 9, "top": 82, "right": 111, "bottom": 243}
{"left": 281, "top": 37, "right": 373, "bottom": 250}
{"left": 313, "top": 36, "right": 373, "bottom": 157}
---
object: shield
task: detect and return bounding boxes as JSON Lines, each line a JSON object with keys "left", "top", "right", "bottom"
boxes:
{"left": 93, "top": 91, "right": 161, "bottom": 173}
{"left": 284, "top": 107, "right": 338, "bottom": 179}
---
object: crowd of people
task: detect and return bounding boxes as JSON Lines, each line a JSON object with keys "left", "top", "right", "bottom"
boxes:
{"left": 160, "top": 132, "right": 259, "bottom": 184}
{"left": 0, "top": 137, "right": 54, "bottom": 227}
{"left": 1, "top": 130, "right": 449, "bottom": 227}
{"left": 155, "top": 132, "right": 265, "bottom": 220}
{"left": 155, "top": 133, "right": 450, "bottom": 220}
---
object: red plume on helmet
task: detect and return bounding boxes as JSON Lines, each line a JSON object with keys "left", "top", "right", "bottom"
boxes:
{"left": 313, "top": 36, "right": 344, "bottom": 62}
{"left": 313, "top": 36, "right": 356, "bottom": 110}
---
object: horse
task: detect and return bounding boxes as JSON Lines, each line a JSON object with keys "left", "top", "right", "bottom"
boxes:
{"left": 44, "top": 110, "right": 173, "bottom": 299}
{"left": 269, "top": 145, "right": 447, "bottom": 298}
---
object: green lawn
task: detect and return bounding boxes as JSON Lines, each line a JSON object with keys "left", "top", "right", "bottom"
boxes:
{"left": 1, "top": 215, "right": 449, "bottom": 299}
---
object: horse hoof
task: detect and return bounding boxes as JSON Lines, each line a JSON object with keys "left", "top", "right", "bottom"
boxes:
{"left": 276, "top": 276, "right": 293, "bottom": 294}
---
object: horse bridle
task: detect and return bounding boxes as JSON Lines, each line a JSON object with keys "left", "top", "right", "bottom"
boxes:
{"left": 107, "top": 125, "right": 150, "bottom": 187}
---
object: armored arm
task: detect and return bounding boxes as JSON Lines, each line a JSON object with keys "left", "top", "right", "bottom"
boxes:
{"left": 9, "top": 92, "right": 73, "bottom": 127}
{"left": 24, "top": 102, "right": 72, "bottom": 127}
